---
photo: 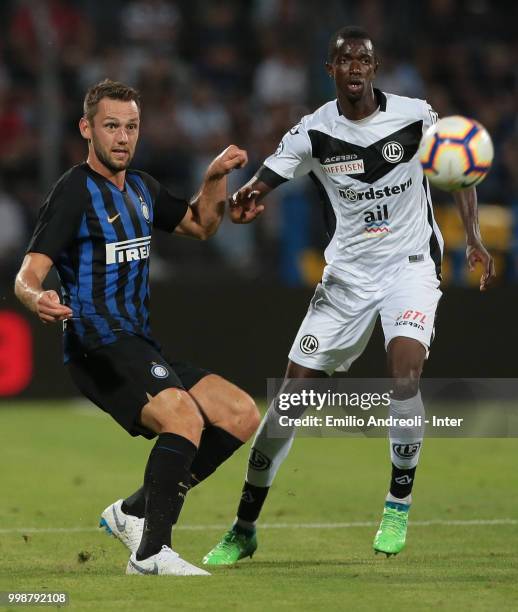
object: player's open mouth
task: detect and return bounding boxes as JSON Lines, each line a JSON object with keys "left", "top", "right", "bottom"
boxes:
{"left": 112, "top": 149, "right": 129, "bottom": 156}
{"left": 347, "top": 81, "right": 363, "bottom": 92}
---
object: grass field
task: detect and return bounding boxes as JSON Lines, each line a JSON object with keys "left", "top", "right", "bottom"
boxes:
{"left": 1, "top": 402, "right": 517, "bottom": 611}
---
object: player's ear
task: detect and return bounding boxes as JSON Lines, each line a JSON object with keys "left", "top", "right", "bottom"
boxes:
{"left": 79, "top": 116, "right": 91, "bottom": 141}
{"left": 325, "top": 62, "right": 334, "bottom": 78}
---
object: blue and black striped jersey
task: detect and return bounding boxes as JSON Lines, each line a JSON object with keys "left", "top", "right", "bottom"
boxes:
{"left": 27, "top": 163, "right": 188, "bottom": 360}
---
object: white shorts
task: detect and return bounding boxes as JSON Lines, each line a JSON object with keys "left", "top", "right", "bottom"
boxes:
{"left": 288, "top": 259, "right": 442, "bottom": 375}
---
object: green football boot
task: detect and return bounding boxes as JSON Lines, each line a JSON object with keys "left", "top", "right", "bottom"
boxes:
{"left": 202, "top": 527, "right": 257, "bottom": 566}
{"left": 373, "top": 501, "right": 410, "bottom": 557}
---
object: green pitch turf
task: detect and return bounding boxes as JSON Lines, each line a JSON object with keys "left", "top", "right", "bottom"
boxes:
{"left": 1, "top": 402, "right": 517, "bottom": 611}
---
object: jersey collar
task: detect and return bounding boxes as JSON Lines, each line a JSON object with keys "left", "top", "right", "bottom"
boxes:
{"left": 82, "top": 162, "right": 131, "bottom": 193}
{"left": 336, "top": 88, "right": 387, "bottom": 117}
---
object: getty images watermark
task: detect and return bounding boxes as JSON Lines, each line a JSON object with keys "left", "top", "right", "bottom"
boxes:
{"left": 265, "top": 379, "right": 518, "bottom": 438}
{"left": 275, "top": 388, "right": 462, "bottom": 429}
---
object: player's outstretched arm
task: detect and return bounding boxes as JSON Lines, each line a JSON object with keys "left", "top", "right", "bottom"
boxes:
{"left": 175, "top": 145, "right": 248, "bottom": 240}
{"left": 14, "top": 253, "right": 73, "bottom": 324}
{"left": 228, "top": 178, "right": 272, "bottom": 224}
{"left": 453, "top": 187, "right": 495, "bottom": 291}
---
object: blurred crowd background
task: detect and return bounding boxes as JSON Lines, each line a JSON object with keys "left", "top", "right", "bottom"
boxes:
{"left": 0, "top": 0, "right": 516, "bottom": 288}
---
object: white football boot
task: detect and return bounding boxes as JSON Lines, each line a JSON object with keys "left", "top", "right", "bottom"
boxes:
{"left": 126, "top": 545, "right": 211, "bottom": 576}
{"left": 99, "top": 499, "right": 144, "bottom": 553}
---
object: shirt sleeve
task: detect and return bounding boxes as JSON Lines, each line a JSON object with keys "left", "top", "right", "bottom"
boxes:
{"left": 26, "top": 168, "right": 88, "bottom": 263}
{"left": 262, "top": 116, "right": 313, "bottom": 182}
{"left": 154, "top": 186, "right": 189, "bottom": 232}
{"left": 422, "top": 100, "right": 439, "bottom": 133}
{"left": 139, "top": 172, "right": 189, "bottom": 233}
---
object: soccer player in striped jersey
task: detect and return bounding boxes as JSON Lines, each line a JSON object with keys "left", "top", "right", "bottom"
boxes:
{"left": 203, "top": 26, "right": 495, "bottom": 564}
{"left": 15, "top": 79, "right": 260, "bottom": 576}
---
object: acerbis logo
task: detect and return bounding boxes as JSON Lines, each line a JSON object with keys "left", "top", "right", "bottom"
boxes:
{"left": 151, "top": 364, "right": 169, "bottom": 379}
{"left": 339, "top": 177, "right": 412, "bottom": 203}
{"left": 382, "top": 141, "right": 404, "bottom": 163}
{"left": 300, "top": 334, "right": 318, "bottom": 354}
{"left": 106, "top": 236, "right": 151, "bottom": 264}
{"left": 392, "top": 442, "right": 421, "bottom": 459}
{"left": 248, "top": 448, "right": 271, "bottom": 471}
{"left": 394, "top": 475, "right": 413, "bottom": 485}
{"left": 323, "top": 154, "right": 358, "bottom": 163}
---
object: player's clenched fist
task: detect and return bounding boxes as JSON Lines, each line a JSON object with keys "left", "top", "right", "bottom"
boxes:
{"left": 206, "top": 145, "right": 248, "bottom": 181}
{"left": 35, "top": 290, "right": 73, "bottom": 324}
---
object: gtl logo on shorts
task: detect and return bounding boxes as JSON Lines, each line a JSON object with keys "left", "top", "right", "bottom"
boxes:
{"left": 106, "top": 236, "right": 151, "bottom": 264}
{"left": 395, "top": 310, "right": 427, "bottom": 331}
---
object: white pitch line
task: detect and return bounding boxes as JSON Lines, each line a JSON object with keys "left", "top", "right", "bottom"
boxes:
{"left": 0, "top": 519, "right": 516, "bottom": 534}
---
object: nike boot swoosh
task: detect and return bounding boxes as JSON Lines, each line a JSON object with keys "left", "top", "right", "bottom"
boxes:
{"left": 129, "top": 558, "right": 159, "bottom": 575}
{"left": 112, "top": 506, "right": 126, "bottom": 532}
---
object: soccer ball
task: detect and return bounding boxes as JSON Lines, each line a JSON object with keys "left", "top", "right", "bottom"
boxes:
{"left": 418, "top": 115, "right": 494, "bottom": 191}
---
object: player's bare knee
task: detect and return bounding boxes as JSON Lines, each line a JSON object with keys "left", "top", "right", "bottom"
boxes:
{"left": 142, "top": 388, "right": 204, "bottom": 440}
{"left": 167, "top": 396, "right": 204, "bottom": 436}
{"left": 238, "top": 394, "right": 261, "bottom": 440}
{"left": 221, "top": 392, "right": 260, "bottom": 441}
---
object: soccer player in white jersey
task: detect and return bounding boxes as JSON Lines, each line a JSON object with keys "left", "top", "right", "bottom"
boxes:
{"left": 204, "top": 26, "right": 495, "bottom": 564}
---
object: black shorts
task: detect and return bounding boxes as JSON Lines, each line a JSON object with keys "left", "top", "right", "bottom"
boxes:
{"left": 67, "top": 332, "right": 210, "bottom": 439}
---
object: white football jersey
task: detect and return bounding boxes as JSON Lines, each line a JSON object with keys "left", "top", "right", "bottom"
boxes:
{"left": 261, "top": 89, "right": 443, "bottom": 286}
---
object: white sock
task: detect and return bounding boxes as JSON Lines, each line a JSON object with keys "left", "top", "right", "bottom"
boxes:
{"left": 386, "top": 492, "right": 412, "bottom": 506}
{"left": 389, "top": 391, "right": 425, "bottom": 470}
{"left": 245, "top": 404, "right": 296, "bottom": 488}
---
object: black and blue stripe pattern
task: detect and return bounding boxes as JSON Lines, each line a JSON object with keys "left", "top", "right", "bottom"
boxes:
{"left": 27, "top": 162, "right": 188, "bottom": 361}
{"left": 60, "top": 168, "right": 154, "bottom": 359}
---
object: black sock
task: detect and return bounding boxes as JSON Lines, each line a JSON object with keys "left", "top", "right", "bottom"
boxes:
{"left": 190, "top": 426, "right": 244, "bottom": 487}
{"left": 122, "top": 487, "right": 145, "bottom": 518}
{"left": 136, "top": 432, "right": 197, "bottom": 561}
{"left": 389, "top": 464, "right": 417, "bottom": 500}
{"left": 122, "top": 427, "right": 243, "bottom": 519}
{"left": 236, "top": 481, "right": 270, "bottom": 524}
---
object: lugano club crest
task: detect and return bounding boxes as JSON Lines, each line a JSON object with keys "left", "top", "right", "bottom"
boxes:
{"left": 381, "top": 141, "right": 404, "bottom": 163}
{"left": 300, "top": 334, "right": 319, "bottom": 354}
